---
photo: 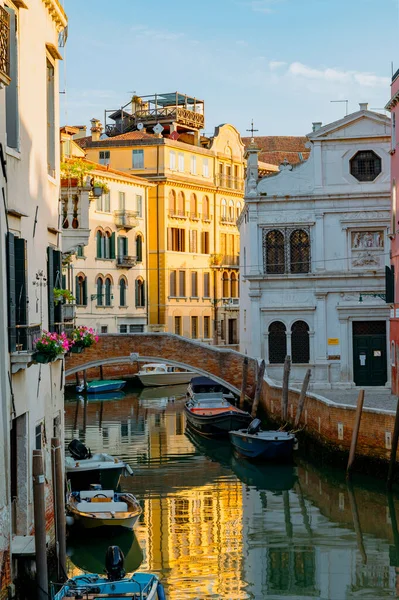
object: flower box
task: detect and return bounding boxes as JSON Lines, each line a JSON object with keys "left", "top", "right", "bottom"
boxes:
{"left": 71, "top": 345, "right": 84, "bottom": 354}
{"left": 61, "top": 178, "right": 79, "bottom": 188}
{"left": 33, "top": 352, "right": 55, "bottom": 364}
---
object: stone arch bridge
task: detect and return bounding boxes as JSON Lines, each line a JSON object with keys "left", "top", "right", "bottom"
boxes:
{"left": 65, "top": 333, "right": 258, "bottom": 397}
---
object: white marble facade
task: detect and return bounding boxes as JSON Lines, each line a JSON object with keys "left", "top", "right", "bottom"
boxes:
{"left": 239, "top": 106, "right": 391, "bottom": 389}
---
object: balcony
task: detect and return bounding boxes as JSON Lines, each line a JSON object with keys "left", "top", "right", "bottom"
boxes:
{"left": 189, "top": 212, "right": 200, "bottom": 221}
{"left": 220, "top": 215, "right": 237, "bottom": 225}
{"left": 113, "top": 210, "right": 139, "bottom": 230}
{"left": 168, "top": 209, "right": 188, "bottom": 219}
{"left": 61, "top": 185, "right": 91, "bottom": 254}
{"left": 116, "top": 255, "right": 137, "bottom": 268}
{"left": 215, "top": 174, "right": 244, "bottom": 191}
{"left": 221, "top": 255, "right": 240, "bottom": 266}
{"left": 10, "top": 324, "right": 41, "bottom": 373}
{"left": 0, "top": 6, "right": 10, "bottom": 87}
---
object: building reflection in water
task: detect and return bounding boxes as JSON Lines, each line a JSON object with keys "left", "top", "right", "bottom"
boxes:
{"left": 64, "top": 387, "right": 399, "bottom": 599}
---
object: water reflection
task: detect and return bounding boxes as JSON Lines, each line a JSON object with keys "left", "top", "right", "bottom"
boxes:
{"left": 65, "top": 385, "right": 399, "bottom": 599}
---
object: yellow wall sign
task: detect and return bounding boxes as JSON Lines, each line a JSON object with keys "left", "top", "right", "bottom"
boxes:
{"left": 328, "top": 338, "right": 339, "bottom": 345}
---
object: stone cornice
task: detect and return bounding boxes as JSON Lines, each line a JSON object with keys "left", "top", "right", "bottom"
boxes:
{"left": 42, "top": 0, "right": 67, "bottom": 29}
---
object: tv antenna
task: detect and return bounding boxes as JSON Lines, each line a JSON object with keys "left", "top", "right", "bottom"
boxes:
{"left": 330, "top": 99, "right": 349, "bottom": 116}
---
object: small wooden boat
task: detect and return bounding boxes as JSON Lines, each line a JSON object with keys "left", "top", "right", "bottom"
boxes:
{"left": 66, "top": 439, "right": 133, "bottom": 491}
{"left": 66, "top": 489, "right": 142, "bottom": 529}
{"left": 185, "top": 392, "right": 251, "bottom": 437}
{"left": 229, "top": 419, "right": 296, "bottom": 461}
{"left": 187, "top": 376, "right": 236, "bottom": 401}
{"left": 52, "top": 545, "right": 166, "bottom": 599}
{"left": 76, "top": 379, "right": 126, "bottom": 393}
{"left": 137, "top": 363, "right": 196, "bottom": 387}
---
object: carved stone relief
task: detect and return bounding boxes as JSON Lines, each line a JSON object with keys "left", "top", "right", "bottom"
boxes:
{"left": 351, "top": 231, "right": 384, "bottom": 249}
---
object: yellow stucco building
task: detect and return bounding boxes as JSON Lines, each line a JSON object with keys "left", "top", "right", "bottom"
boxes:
{"left": 78, "top": 93, "right": 245, "bottom": 345}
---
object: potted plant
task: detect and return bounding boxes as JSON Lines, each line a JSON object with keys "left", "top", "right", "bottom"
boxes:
{"left": 70, "top": 326, "right": 99, "bottom": 353}
{"left": 33, "top": 331, "right": 72, "bottom": 363}
{"left": 209, "top": 253, "right": 223, "bottom": 267}
{"left": 92, "top": 180, "right": 110, "bottom": 197}
{"left": 61, "top": 158, "right": 95, "bottom": 187}
{"left": 53, "top": 288, "right": 75, "bottom": 305}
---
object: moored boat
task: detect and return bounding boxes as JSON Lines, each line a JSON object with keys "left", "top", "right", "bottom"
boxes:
{"left": 229, "top": 418, "right": 296, "bottom": 461}
{"left": 137, "top": 363, "right": 196, "bottom": 387}
{"left": 187, "top": 376, "right": 236, "bottom": 401}
{"left": 76, "top": 379, "right": 126, "bottom": 393}
{"left": 66, "top": 488, "right": 142, "bottom": 530}
{"left": 184, "top": 392, "right": 251, "bottom": 437}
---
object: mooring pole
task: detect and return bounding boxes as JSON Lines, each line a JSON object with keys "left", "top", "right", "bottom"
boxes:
{"left": 51, "top": 438, "right": 66, "bottom": 580}
{"left": 75, "top": 371, "right": 79, "bottom": 387}
{"left": 347, "top": 481, "right": 367, "bottom": 564}
{"left": 33, "top": 450, "right": 48, "bottom": 600}
{"left": 99, "top": 365, "right": 104, "bottom": 380}
{"left": 346, "top": 389, "right": 365, "bottom": 478}
{"left": 387, "top": 397, "right": 399, "bottom": 490}
{"left": 251, "top": 359, "right": 266, "bottom": 418}
{"left": 239, "top": 357, "right": 249, "bottom": 410}
{"left": 83, "top": 369, "right": 87, "bottom": 389}
{"left": 294, "top": 368, "right": 311, "bottom": 428}
{"left": 282, "top": 355, "right": 291, "bottom": 421}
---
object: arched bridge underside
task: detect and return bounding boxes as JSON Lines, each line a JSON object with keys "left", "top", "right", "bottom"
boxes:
{"left": 65, "top": 333, "right": 258, "bottom": 398}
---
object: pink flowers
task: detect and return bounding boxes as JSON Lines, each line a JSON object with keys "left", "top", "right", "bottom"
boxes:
{"left": 34, "top": 330, "right": 73, "bottom": 359}
{"left": 70, "top": 326, "right": 99, "bottom": 349}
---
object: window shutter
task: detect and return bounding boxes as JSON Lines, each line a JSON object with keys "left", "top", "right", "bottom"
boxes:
{"left": 47, "top": 247, "right": 55, "bottom": 331}
{"left": 83, "top": 278, "right": 88, "bottom": 306}
{"left": 96, "top": 231, "right": 102, "bottom": 258}
{"left": 6, "top": 232, "right": 16, "bottom": 351}
{"left": 124, "top": 236, "right": 128, "bottom": 256}
{"left": 110, "top": 232, "right": 116, "bottom": 259}
{"left": 137, "top": 236, "right": 142, "bottom": 262}
{"left": 386, "top": 265, "right": 395, "bottom": 304}
{"left": 135, "top": 280, "right": 139, "bottom": 307}
{"left": 142, "top": 281, "right": 145, "bottom": 306}
{"left": 75, "top": 275, "right": 79, "bottom": 304}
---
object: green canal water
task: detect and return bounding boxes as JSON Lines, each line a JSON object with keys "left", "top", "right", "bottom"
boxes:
{"left": 64, "top": 384, "right": 399, "bottom": 600}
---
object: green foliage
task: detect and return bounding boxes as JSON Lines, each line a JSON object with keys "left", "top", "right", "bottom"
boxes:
{"left": 61, "top": 158, "right": 95, "bottom": 185}
{"left": 53, "top": 288, "right": 75, "bottom": 305}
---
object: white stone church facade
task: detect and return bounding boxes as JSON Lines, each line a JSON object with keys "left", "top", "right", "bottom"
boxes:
{"left": 239, "top": 106, "right": 391, "bottom": 389}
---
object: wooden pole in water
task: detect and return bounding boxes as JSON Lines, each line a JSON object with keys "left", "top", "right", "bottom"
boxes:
{"left": 281, "top": 355, "right": 291, "bottom": 421}
{"left": 347, "top": 481, "right": 367, "bottom": 564}
{"left": 51, "top": 438, "right": 66, "bottom": 580}
{"left": 83, "top": 369, "right": 87, "bottom": 389}
{"left": 251, "top": 360, "right": 266, "bottom": 418}
{"left": 99, "top": 365, "right": 104, "bottom": 380}
{"left": 75, "top": 371, "right": 79, "bottom": 387}
{"left": 294, "top": 368, "right": 311, "bottom": 428}
{"left": 33, "top": 450, "right": 48, "bottom": 600}
{"left": 346, "top": 389, "right": 365, "bottom": 478}
{"left": 239, "top": 357, "right": 249, "bottom": 409}
{"left": 387, "top": 397, "right": 399, "bottom": 490}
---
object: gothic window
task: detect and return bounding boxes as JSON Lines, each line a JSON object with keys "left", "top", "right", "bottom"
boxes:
{"left": 190, "top": 194, "right": 197, "bottom": 218}
{"left": 75, "top": 274, "right": 87, "bottom": 306}
{"left": 177, "top": 191, "right": 185, "bottom": 215}
{"left": 290, "top": 230, "right": 310, "bottom": 273}
{"left": 268, "top": 322, "right": 287, "bottom": 364}
{"left": 136, "top": 234, "right": 143, "bottom": 262}
{"left": 119, "top": 277, "right": 127, "bottom": 307}
{"left": 221, "top": 198, "right": 227, "bottom": 219}
{"left": 96, "top": 276, "right": 104, "bottom": 306}
{"left": 291, "top": 320, "right": 310, "bottom": 364}
{"left": 350, "top": 151, "right": 381, "bottom": 182}
{"left": 105, "top": 277, "right": 112, "bottom": 306}
{"left": 203, "top": 196, "right": 210, "bottom": 220}
{"left": 135, "top": 278, "right": 145, "bottom": 307}
{"left": 169, "top": 189, "right": 176, "bottom": 213}
{"left": 231, "top": 273, "right": 238, "bottom": 298}
{"left": 265, "top": 230, "right": 285, "bottom": 274}
{"left": 222, "top": 272, "right": 229, "bottom": 298}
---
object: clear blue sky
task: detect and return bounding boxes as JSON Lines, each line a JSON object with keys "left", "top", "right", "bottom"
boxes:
{"left": 61, "top": 0, "right": 399, "bottom": 137}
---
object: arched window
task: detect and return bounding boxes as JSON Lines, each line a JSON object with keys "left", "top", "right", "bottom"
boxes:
{"left": 135, "top": 278, "right": 145, "bottom": 307}
{"left": 268, "top": 322, "right": 287, "bottom": 364}
{"left": 266, "top": 230, "right": 285, "bottom": 274}
{"left": 222, "top": 272, "right": 229, "bottom": 298}
{"left": 105, "top": 277, "right": 112, "bottom": 306}
{"left": 228, "top": 200, "right": 234, "bottom": 221}
{"left": 291, "top": 321, "right": 310, "bottom": 364}
{"left": 203, "top": 196, "right": 209, "bottom": 220}
{"left": 169, "top": 189, "right": 176, "bottom": 213}
{"left": 96, "top": 276, "right": 104, "bottom": 306}
{"left": 119, "top": 277, "right": 127, "bottom": 307}
{"left": 236, "top": 201, "right": 242, "bottom": 219}
{"left": 96, "top": 230, "right": 104, "bottom": 258}
{"left": 221, "top": 198, "right": 227, "bottom": 219}
{"left": 75, "top": 274, "right": 87, "bottom": 306}
{"left": 231, "top": 273, "right": 238, "bottom": 298}
{"left": 177, "top": 191, "right": 185, "bottom": 216}
{"left": 190, "top": 194, "right": 197, "bottom": 218}
{"left": 136, "top": 234, "right": 143, "bottom": 262}
{"left": 104, "top": 231, "right": 111, "bottom": 259}
{"left": 290, "top": 230, "right": 310, "bottom": 273}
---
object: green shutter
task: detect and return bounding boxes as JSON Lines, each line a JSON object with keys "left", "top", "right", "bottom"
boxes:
{"left": 96, "top": 231, "right": 102, "bottom": 258}
{"left": 6, "top": 232, "right": 16, "bottom": 351}
{"left": 135, "top": 280, "right": 139, "bottom": 307}
{"left": 124, "top": 237, "right": 128, "bottom": 256}
{"left": 142, "top": 280, "right": 145, "bottom": 307}
{"left": 75, "top": 275, "right": 79, "bottom": 304}
{"left": 83, "top": 278, "right": 88, "bottom": 306}
{"left": 137, "top": 236, "right": 142, "bottom": 262}
{"left": 110, "top": 232, "right": 116, "bottom": 259}
{"left": 47, "top": 247, "right": 55, "bottom": 331}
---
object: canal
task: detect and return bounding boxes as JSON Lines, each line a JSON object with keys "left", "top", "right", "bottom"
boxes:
{"left": 64, "top": 384, "right": 399, "bottom": 600}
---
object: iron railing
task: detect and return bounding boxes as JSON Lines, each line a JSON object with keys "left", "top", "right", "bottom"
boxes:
{"left": 220, "top": 215, "right": 237, "bottom": 224}
{"left": 14, "top": 324, "right": 41, "bottom": 353}
{"left": 215, "top": 174, "right": 244, "bottom": 191}
{"left": 114, "top": 210, "right": 139, "bottom": 229}
{"left": 168, "top": 209, "right": 188, "bottom": 218}
{"left": 116, "top": 255, "right": 137, "bottom": 268}
{"left": 221, "top": 255, "right": 239, "bottom": 266}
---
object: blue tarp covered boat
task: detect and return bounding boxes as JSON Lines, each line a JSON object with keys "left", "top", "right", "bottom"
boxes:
{"left": 76, "top": 380, "right": 126, "bottom": 393}
{"left": 229, "top": 419, "right": 296, "bottom": 461}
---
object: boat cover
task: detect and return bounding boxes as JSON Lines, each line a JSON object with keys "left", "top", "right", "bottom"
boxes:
{"left": 76, "top": 501, "right": 128, "bottom": 513}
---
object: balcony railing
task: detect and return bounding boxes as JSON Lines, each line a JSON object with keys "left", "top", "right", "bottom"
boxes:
{"left": 13, "top": 324, "right": 41, "bottom": 353}
{"left": 220, "top": 215, "right": 237, "bottom": 225}
{"left": 168, "top": 209, "right": 188, "bottom": 219}
{"left": 61, "top": 186, "right": 91, "bottom": 253}
{"left": 189, "top": 212, "right": 200, "bottom": 220}
{"left": 113, "top": 210, "right": 139, "bottom": 230}
{"left": 54, "top": 322, "right": 74, "bottom": 336}
{"left": 215, "top": 174, "right": 244, "bottom": 191}
{"left": 221, "top": 255, "right": 239, "bottom": 266}
{"left": 116, "top": 255, "right": 137, "bottom": 268}
{"left": 223, "top": 298, "right": 240, "bottom": 308}
{"left": 0, "top": 6, "right": 10, "bottom": 87}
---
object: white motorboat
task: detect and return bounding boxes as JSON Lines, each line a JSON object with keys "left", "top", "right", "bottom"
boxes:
{"left": 136, "top": 363, "right": 196, "bottom": 387}
{"left": 66, "top": 488, "right": 142, "bottom": 530}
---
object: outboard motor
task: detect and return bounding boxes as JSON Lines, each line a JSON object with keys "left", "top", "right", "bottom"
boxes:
{"left": 68, "top": 439, "right": 92, "bottom": 460}
{"left": 247, "top": 418, "right": 262, "bottom": 435}
{"left": 105, "top": 546, "right": 125, "bottom": 581}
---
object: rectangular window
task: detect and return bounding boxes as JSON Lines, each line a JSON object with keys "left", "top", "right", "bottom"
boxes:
{"left": 35, "top": 424, "right": 42, "bottom": 451}
{"left": 101, "top": 325, "right": 108, "bottom": 333}
{"left": 202, "top": 158, "right": 209, "bottom": 178}
{"left": 46, "top": 59, "right": 55, "bottom": 176}
{"left": 178, "top": 153, "right": 184, "bottom": 172}
{"left": 136, "top": 194, "right": 143, "bottom": 217}
{"left": 5, "top": 6, "right": 18, "bottom": 149}
{"left": 191, "top": 155, "right": 196, "bottom": 175}
{"left": 201, "top": 231, "right": 210, "bottom": 254}
{"left": 119, "top": 191, "right": 125, "bottom": 210}
{"left": 132, "top": 149, "right": 144, "bottom": 168}
{"left": 77, "top": 245, "right": 84, "bottom": 258}
{"left": 203, "top": 272, "right": 210, "bottom": 297}
{"left": 178, "top": 270, "right": 186, "bottom": 297}
{"left": 189, "top": 230, "right": 198, "bottom": 253}
{"left": 191, "top": 271, "right": 198, "bottom": 297}
{"left": 96, "top": 194, "right": 103, "bottom": 211}
{"left": 169, "top": 151, "right": 176, "bottom": 170}
{"left": 191, "top": 316, "right": 198, "bottom": 339}
{"left": 119, "top": 324, "right": 127, "bottom": 333}
{"left": 129, "top": 324, "right": 144, "bottom": 332}
{"left": 204, "top": 316, "right": 210, "bottom": 339}
{"left": 99, "top": 150, "right": 110, "bottom": 165}
{"left": 170, "top": 270, "right": 177, "bottom": 296}
{"left": 175, "top": 316, "right": 181, "bottom": 335}
{"left": 103, "top": 192, "right": 111, "bottom": 212}
{"left": 168, "top": 228, "right": 185, "bottom": 252}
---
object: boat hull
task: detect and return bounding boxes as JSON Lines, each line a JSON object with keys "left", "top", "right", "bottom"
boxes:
{"left": 229, "top": 431, "right": 296, "bottom": 461}
{"left": 185, "top": 405, "right": 251, "bottom": 437}
{"left": 71, "top": 512, "right": 140, "bottom": 530}
{"left": 52, "top": 572, "right": 162, "bottom": 600}
{"left": 137, "top": 372, "right": 195, "bottom": 387}
{"left": 86, "top": 380, "right": 126, "bottom": 393}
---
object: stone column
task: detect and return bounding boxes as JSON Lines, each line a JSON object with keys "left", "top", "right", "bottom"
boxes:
{"left": 339, "top": 317, "right": 351, "bottom": 384}
{"left": 248, "top": 290, "right": 262, "bottom": 358}
{"left": 286, "top": 330, "right": 292, "bottom": 358}
{"left": 314, "top": 213, "right": 325, "bottom": 271}
{"left": 248, "top": 208, "right": 260, "bottom": 276}
{"left": 315, "top": 292, "right": 327, "bottom": 362}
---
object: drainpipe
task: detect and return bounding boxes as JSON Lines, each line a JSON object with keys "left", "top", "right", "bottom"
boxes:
{"left": 145, "top": 186, "right": 149, "bottom": 329}
{"left": 213, "top": 158, "right": 218, "bottom": 345}
{"left": 156, "top": 144, "right": 160, "bottom": 326}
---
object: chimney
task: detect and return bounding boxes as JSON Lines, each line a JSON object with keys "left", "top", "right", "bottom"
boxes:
{"left": 359, "top": 102, "right": 368, "bottom": 111}
{"left": 73, "top": 126, "right": 87, "bottom": 140}
{"left": 312, "top": 122, "right": 322, "bottom": 132}
{"left": 90, "top": 118, "right": 103, "bottom": 141}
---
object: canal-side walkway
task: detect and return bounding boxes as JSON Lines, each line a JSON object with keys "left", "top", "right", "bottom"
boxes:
{"left": 322, "top": 388, "right": 397, "bottom": 412}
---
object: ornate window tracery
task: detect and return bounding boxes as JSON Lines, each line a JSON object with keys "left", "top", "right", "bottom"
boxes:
{"left": 268, "top": 322, "right": 287, "bottom": 363}
{"left": 263, "top": 227, "right": 311, "bottom": 274}
{"left": 291, "top": 320, "right": 310, "bottom": 364}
